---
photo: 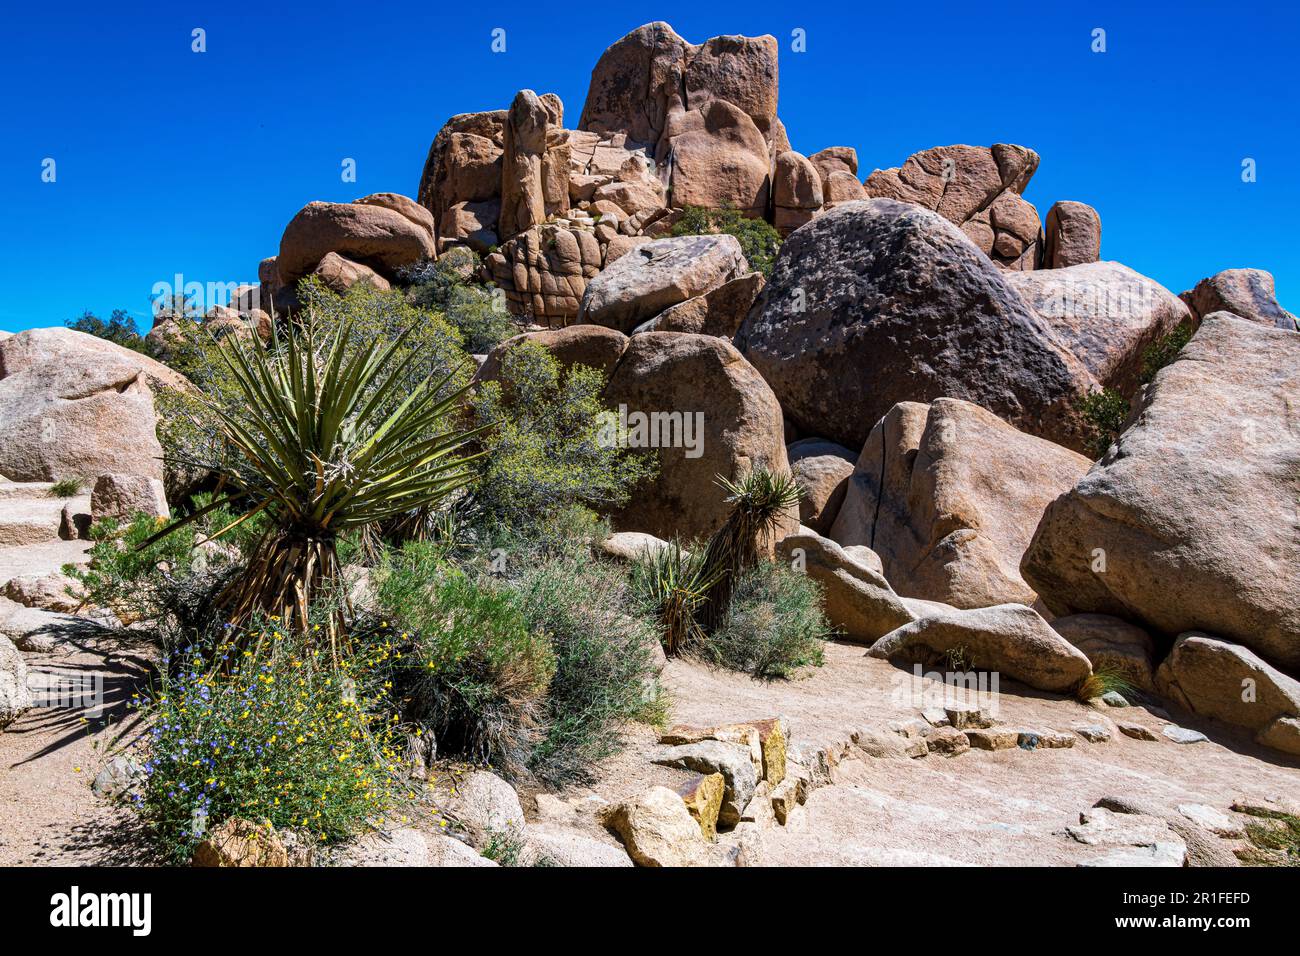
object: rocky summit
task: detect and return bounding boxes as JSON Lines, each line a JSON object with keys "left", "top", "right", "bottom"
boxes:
{"left": 2, "top": 18, "right": 1298, "bottom": 883}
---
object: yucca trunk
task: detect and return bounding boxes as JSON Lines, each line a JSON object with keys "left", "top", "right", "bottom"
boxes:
{"left": 214, "top": 530, "right": 344, "bottom": 640}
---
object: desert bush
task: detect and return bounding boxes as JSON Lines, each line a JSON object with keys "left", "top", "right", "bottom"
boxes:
{"left": 1078, "top": 387, "right": 1130, "bottom": 459}
{"left": 671, "top": 205, "right": 782, "bottom": 277}
{"left": 514, "top": 552, "right": 666, "bottom": 783}
{"left": 1074, "top": 668, "right": 1136, "bottom": 703}
{"left": 131, "top": 621, "right": 405, "bottom": 864}
{"left": 468, "top": 340, "right": 655, "bottom": 540}
{"left": 1237, "top": 808, "right": 1300, "bottom": 866}
{"left": 694, "top": 561, "right": 829, "bottom": 678}
{"left": 64, "top": 501, "right": 255, "bottom": 638}
{"left": 1141, "top": 323, "right": 1195, "bottom": 383}
{"left": 372, "top": 543, "right": 555, "bottom": 776}
{"left": 630, "top": 540, "right": 716, "bottom": 657}
{"left": 48, "top": 477, "right": 85, "bottom": 498}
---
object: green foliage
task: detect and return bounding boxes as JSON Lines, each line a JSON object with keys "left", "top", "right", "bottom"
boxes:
{"left": 469, "top": 340, "right": 656, "bottom": 538}
{"left": 401, "top": 252, "right": 518, "bottom": 354}
{"left": 630, "top": 541, "right": 717, "bottom": 657}
{"left": 372, "top": 538, "right": 664, "bottom": 783}
{"left": 48, "top": 477, "right": 85, "bottom": 498}
{"left": 1078, "top": 387, "right": 1131, "bottom": 459}
{"left": 65, "top": 309, "right": 151, "bottom": 353}
{"left": 671, "top": 205, "right": 782, "bottom": 277}
{"left": 1238, "top": 809, "right": 1300, "bottom": 866}
{"left": 1075, "top": 668, "right": 1136, "bottom": 703}
{"left": 153, "top": 314, "right": 481, "bottom": 634}
{"left": 698, "top": 469, "right": 802, "bottom": 631}
{"left": 514, "top": 552, "right": 666, "bottom": 783}
{"left": 131, "top": 623, "right": 404, "bottom": 864}
{"left": 479, "top": 829, "right": 528, "bottom": 866}
{"left": 373, "top": 544, "right": 555, "bottom": 775}
{"left": 1141, "top": 323, "right": 1195, "bottom": 383}
{"left": 695, "top": 562, "right": 829, "bottom": 678}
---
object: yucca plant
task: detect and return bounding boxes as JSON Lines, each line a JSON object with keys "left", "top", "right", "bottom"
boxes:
{"left": 697, "top": 469, "right": 801, "bottom": 631}
{"left": 630, "top": 542, "right": 718, "bottom": 656}
{"left": 151, "top": 317, "right": 484, "bottom": 642}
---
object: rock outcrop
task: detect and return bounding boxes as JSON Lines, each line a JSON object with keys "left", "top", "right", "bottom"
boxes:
{"left": 579, "top": 235, "right": 748, "bottom": 334}
{"left": 277, "top": 196, "right": 437, "bottom": 288}
{"left": 868, "top": 604, "right": 1093, "bottom": 694}
{"left": 0, "top": 329, "right": 189, "bottom": 483}
{"left": 864, "top": 144, "right": 1043, "bottom": 269}
{"left": 1155, "top": 633, "right": 1300, "bottom": 756}
{"left": 1022, "top": 313, "right": 1300, "bottom": 671}
{"left": 829, "top": 399, "right": 1091, "bottom": 609}
{"left": 1005, "top": 262, "right": 1191, "bottom": 398}
{"left": 785, "top": 439, "right": 855, "bottom": 534}
{"left": 1043, "top": 201, "right": 1102, "bottom": 269}
{"left": 736, "top": 200, "right": 1097, "bottom": 454}
{"left": 1180, "top": 268, "right": 1297, "bottom": 331}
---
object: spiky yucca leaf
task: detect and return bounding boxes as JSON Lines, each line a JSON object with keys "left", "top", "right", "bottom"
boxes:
{"left": 151, "top": 317, "right": 484, "bottom": 638}
{"left": 697, "top": 468, "right": 801, "bottom": 631}
{"left": 630, "top": 542, "right": 718, "bottom": 657}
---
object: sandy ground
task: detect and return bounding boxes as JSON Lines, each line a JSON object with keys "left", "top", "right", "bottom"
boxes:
{"left": 5, "top": 634, "right": 1299, "bottom": 866}
{"left": 571, "top": 642, "right": 1300, "bottom": 866}
{"left": 0, "top": 633, "right": 153, "bottom": 865}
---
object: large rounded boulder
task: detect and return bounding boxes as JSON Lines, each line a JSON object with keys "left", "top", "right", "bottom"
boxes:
{"left": 0, "top": 328, "right": 190, "bottom": 482}
{"left": 1022, "top": 313, "right": 1300, "bottom": 671}
{"left": 736, "top": 199, "right": 1097, "bottom": 453}
{"left": 579, "top": 235, "right": 748, "bottom": 334}
{"left": 277, "top": 197, "right": 437, "bottom": 287}
{"left": 603, "top": 332, "right": 792, "bottom": 541}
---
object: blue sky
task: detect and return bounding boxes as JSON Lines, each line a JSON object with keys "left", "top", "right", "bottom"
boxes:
{"left": 1, "top": 1, "right": 1296, "bottom": 333}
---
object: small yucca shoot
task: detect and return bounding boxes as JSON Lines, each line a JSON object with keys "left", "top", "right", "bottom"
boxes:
{"left": 697, "top": 468, "right": 801, "bottom": 631}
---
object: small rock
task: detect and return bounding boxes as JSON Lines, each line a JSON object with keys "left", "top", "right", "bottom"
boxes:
{"left": 428, "top": 832, "right": 499, "bottom": 867}
{"left": 945, "top": 704, "right": 994, "bottom": 730}
{"left": 332, "top": 827, "right": 430, "bottom": 867}
{"left": 675, "top": 773, "right": 724, "bottom": 841}
{"left": 1117, "top": 722, "right": 1159, "bottom": 741}
{"left": 1177, "top": 803, "right": 1245, "bottom": 838}
{"left": 653, "top": 740, "right": 757, "bottom": 827}
{"left": 534, "top": 794, "right": 575, "bottom": 823}
{"left": 602, "top": 786, "right": 712, "bottom": 867}
{"left": 92, "top": 755, "right": 143, "bottom": 798}
{"left": 964, "top": 728, "right": 1021, "bottom": 751}
{"left": 524, "top": 824, "right": 632, "bottom": 867}
{"left": 192, "top": 818, "right": 289, "bottom": 867}
{"left": 926, "top": 726, "right": 972, "bottom": 757}
{"left": 920, "top": 707, "right": 950, "bottom": 727}
{"left": 1101, "top": 691, "right": 1130, "bottom": 708}
{"left": 437, "top": 770, "right": 525, "bottom": 847}
{"left": 1072, "top": 724, "right": 1112, "bottom": 743}
{"left": 1163, "top": 725, "right": 1208, "bottom": 745}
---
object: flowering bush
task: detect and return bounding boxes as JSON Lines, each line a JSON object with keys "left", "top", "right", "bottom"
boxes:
{"left": 132, "top": 620, "right": 406, "bottom": 863}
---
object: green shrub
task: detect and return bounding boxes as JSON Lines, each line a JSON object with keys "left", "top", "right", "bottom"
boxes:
{"left": 671, "top": 205, "right": 782, "bottom": 277}
{"left": 402, "top": 253, "right": 518, "bottom": 354}
{"left": 515, "top": 552, "right": 666, "bottom": 783}
{"left": 132, "top": 622, "right": 405, "bottom": 863}
{"left": 373, "top": 543, "right": 555, "bottom": 776}
{"left": 469, "top": 340, "right": 655, "bottom": 539}
{"left": 1078, "top": 387, "right": 1130, "bottom": 459}
{"left": 1141, "top": 324, "right": 1195, "bottom": 383}
{"left": 697, "top": 469, "right": 802, "bottom": 631}
{"left": 695, "top": 562, "right": 829, "bottom": 678}
{"left": 1238, "top": 809, "right": 1300, "bottom": 866}
{"left": 48, "top": 477, "right": 85, "bottom": 498}
{"left": 63, "top": 505, "right": 255, "bottom": 637}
